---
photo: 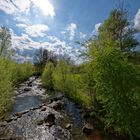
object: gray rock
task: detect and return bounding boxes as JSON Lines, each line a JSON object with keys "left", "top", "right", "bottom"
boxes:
{"left": 0, "top": 122, "right": 7, "bottom": 127}
{"left": 44, "top": 113, "right": 55, "bottom": 126}
{"left": 41, "top": 107, "right": 46, "bottom": 111}
{"left": 65, "top": 124, "right": 72, "bottom": 130}
{"left": 36, "top": 119, "right": 44, "bottom": 125}
{"left": 23, "top": 87, "right": 31, "bottom": 92}
{"left": 30, "top": 106, "right": 40, "bottom": 111}
{"left": 15, "top": 112, "right": 22, "bottom": 118}
{"left": 48, "top": 100, "right": 64, "bottom": 110}
{"left": 51, "top": 95, "right": 64, "bottom": 102}
{"left": 5, "top": 118, "right": 13, "bottom": 123}
{"left": 82, "top": 123, "right": 94, "bottom": 135}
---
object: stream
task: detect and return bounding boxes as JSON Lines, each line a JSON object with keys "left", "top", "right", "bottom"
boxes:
{"left": 0, "top": 77, "right": 119, "bottom": 140}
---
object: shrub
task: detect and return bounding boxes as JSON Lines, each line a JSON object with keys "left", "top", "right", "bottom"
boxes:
{"left": 42, "top": 62, "right": 54, "bottom": 90}
{"left": 53, "top": 60, "right": 70, "bottom": 93}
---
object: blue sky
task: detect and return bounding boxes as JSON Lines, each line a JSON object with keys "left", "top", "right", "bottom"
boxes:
{"left": 0, "top": 0, "right": 140, "bottom": 62}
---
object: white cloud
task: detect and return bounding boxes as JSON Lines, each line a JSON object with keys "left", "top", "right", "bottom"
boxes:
{"left": 80, "top": 32, "right": 86, "bottom": 39}
{"left": 25, "top": 24, "right": 49, "bottom": 37}
{"left": 13, "top": 0, "right": 31, "bottom": 13}
{"left": 134, "top": 9, "right": 140, "bottom": 31}
{"left": 17, "top": 24, "right": 50, "bottom": 37}
{"left": 0, "top": 0, "right": 30, "bottom": 14}
{"left": 11, "top": 28, "right": 84, "bottom": 63}
{"left": 16, "top": 24, "right": 27, "bottom": 28}
{"left": 12, "top": 34, "right": 35, "bottom": 51}
{"left": 31, "top": 0, "right": 55, "bottom": 18}
{"left": 0, "top": 0, "right": 55, "bottom": 18}
{"left": 67, "top": 23, "right": 77, "bottom": 40}
{"left": 0, "top": 0, "right": 16, "bottom": 14}
{"left": 60, "top": 31, "right": 66, "bottom": 35}
{"left": 11, "top": 29, "right": 68, "bottom": 56}
{"left": 47, "top": 36, "right": 67, "bottom": 49}
{"left": 92, "top": 23, "right": 102, "bottom": 35}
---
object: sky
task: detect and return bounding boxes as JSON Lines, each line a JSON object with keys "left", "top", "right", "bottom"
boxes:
{"left": 0, "top": 0, "right": 140, "bottom": 62}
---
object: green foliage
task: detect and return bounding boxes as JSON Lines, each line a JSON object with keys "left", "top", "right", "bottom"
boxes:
{"left": 0, "top": 58, "right": 12, "bottom": 119}
{"left": 99, "top": 9, "right": 138, "bottom": 51}
{"left": 85, "top": 8, "right": 140, "bottom": 138}
{"left": 41, "top": 60, "right": 92, "bottom": 108}
{"left": 90, "top": 40, "right": 140, "bottom": 137}
{"left": 0, "top": 58, "right": 33, "bottom": 119}
{"left": 53, "top": 60, "right": 70, "bottom": 93}
{"left": 52, "top": 60, "right": 92, "bottom": 108}
{"left": 66, "top": 74, "right": 92, "bottom": 108}
{"left": 42, "top": 62, "right": 54, "bottom": 90}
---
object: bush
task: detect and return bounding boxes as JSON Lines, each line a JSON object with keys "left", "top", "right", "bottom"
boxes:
{"left": 42, "top": 62, "right": 54, "bottom": 90}
{"left": 53, "top": 60, "right": 70, "bottom": 93}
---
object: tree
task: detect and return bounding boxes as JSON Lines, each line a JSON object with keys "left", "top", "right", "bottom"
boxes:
{"left": 33, "top": 48, "right": 49, "bottom": 67}
{"left": 0, "top": 27, "right": 12, "bottom": 57}
{"left": 33, "top": 48, "right": 57, "bottom": 73}
{"left": 99, "top": 8, "right": 139, "bottom": 51}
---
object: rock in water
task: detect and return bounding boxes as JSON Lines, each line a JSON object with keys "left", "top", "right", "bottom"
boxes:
{"left": 23, "top": 87, "right": 31, "bottom": 92}
{"left": 48, "top": 100, "right": 64, "bottom": 110}
{"left": 51, "top": 95, "right": 64, "bottom": 102}
{"left": 5, "top": 118, "right": 13, "bottom": 123}
{"left": 15, "top": 112, "right": 22, "bottom": 118}
{"left": 65, "top": 124, "right": 72, "bottom": 130}
{"left": 44, "top": 113, "right": 55, "bottom": 126}
{"left": 82, "top": 123, "right": 94, "bottom": 135}
{"left": 41, "top": 107, "right": 46, "bottom": 111}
